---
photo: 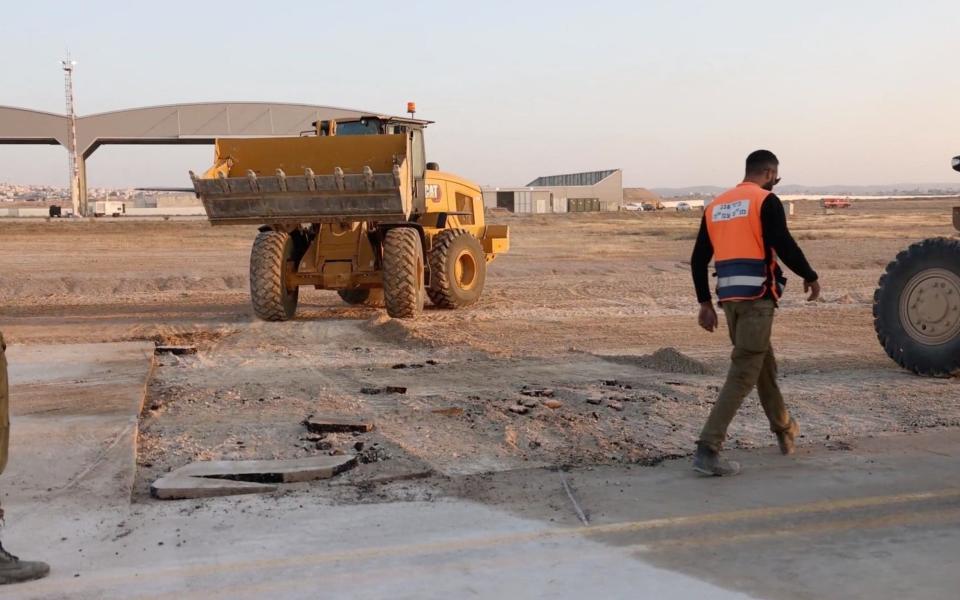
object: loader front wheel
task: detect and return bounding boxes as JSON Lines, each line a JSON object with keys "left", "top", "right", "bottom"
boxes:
{"left": 382, "top": 228, "right": 424, "bottom": 319}
{"left": 337, "top": 288, "right": 384, "bottom": 307}
{"left": 874, "top": 237, "right": 960, "bottom": 376}
{"left": 427, "top": 229, "right": 486, "bottom": 309}
{"left": 250, "top": 230, "right": 299, "bottom": 321}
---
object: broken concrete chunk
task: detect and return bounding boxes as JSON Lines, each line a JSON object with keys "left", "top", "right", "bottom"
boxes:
{"left": 508, "top": 404, "right": 530, "bottom": 415}
{"left": 151, "top": 455, "right": 357, "bottom": 500}
{"left": 303, "top": 416, "right": 375, "bottom": 434}
{"left": 607, "top": 401, "right": 625, "bottom": 412}
{"left": 361, "top": 386, "right": 407, "bottom": 395}
{"left": 521, "top": 387, "right": 555, "bottom": 398}
{"left": 154, "top": 345, "right": 197, "bottom": 355}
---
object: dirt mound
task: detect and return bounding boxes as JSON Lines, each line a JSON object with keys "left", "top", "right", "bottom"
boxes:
{"left": 600, "top": 347, "right": 711, "bottom": 375}
{"left": 361, "top": 315, "right": 422, "bottom": 346}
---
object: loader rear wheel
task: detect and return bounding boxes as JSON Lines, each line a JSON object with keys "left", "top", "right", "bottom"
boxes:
{"left": 337, "top": 288, "right": 384, "bottom": 307}
{"left": 250, "top": 230, "right": 299, "bottom": 321}
{"left": 874, "top": 237, "right": 960, "bottom": 376}
{"left": 427, "top": 229, "right": 486, "bottom": 309}
{"left": 382, "top": 228, "right": 423, "bottom": 319}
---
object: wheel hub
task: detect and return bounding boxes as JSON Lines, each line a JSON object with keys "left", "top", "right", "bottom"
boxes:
{"left": 900, "top": 268, "right": 960, "bottom": 345}
{"left": 454, "top": 249, "right": 478, "bottom": 290}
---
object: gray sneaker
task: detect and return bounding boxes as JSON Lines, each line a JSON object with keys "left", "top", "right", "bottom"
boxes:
{"left": 692, "top": 444, "right": 741, "bottom": 477}
{"left": 0, "top": 541, "right": 50, "bottom": 585}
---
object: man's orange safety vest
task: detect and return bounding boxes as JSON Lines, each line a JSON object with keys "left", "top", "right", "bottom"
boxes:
{"left": 705, "top": 182, "right": 784, "bottom": 303}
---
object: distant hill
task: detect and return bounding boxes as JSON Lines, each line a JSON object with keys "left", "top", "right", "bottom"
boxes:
{"left": 652, "top": 183, "right": 960, "bottom": 198}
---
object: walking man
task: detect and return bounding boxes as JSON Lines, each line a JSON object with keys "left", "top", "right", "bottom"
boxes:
{"left": 690, "top": 150, "right": 821, "bottom": 476}
{"left": 0, "top": 331, "right": 50, "bottom": 584}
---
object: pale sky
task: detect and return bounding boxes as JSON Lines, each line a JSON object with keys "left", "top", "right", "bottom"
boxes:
{"left": 1, "top": 0, "right": 959, "bottom": 189}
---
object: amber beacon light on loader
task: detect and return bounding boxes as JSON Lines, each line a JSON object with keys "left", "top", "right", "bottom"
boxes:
{"left": 191, "top": 107, "right": 509, "bottom": 321}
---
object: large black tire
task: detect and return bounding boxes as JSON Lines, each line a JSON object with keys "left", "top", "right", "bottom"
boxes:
{"left": 382, "top": 228, "right": 424, "bottom": 319}
{"left": 250, "top": 230, "right": 299, "bottom": 321}
{"left": 337, "top": 288, "right": 384, "bottom": 307}
{"left": 874, "top": 237, "right": 960, "bottom": 376}
{"left": 427, "top": 229, "right": 486, "bottom": 309}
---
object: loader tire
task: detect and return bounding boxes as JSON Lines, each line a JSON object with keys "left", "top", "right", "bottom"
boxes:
{"left": 427, "top": 229, "right": 486, "bottom": 309}
{"left": 382, "top": 228, "right": 423, "bottom": 319}
{"left": 250, "top": 230, "right": 299, "bottom": 321}
{"left": 873, "top": 237, "right": 960, "bottom": 377}
{"left": 337, "top": 288, "right": 384, "bottom": 307}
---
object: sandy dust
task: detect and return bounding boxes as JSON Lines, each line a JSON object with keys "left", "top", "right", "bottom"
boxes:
{"left": 0, "top": 197, "right": 957, "bottom": 501}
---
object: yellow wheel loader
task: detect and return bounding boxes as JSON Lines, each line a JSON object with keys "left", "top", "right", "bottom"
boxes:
{"left": 191, "top": 110, "right": 509, "bottom": 321}
{"left": 872, "top": 156, "right": 960, "bottom": 376}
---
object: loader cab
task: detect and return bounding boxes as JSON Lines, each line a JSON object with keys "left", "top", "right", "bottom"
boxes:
{"left": 312, "top": 115, "right": 430, "bottom": 213}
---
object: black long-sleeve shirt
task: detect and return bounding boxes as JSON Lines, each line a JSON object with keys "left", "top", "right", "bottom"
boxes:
{"left": 691, "top": 192, "right": 818, "bottom": 304}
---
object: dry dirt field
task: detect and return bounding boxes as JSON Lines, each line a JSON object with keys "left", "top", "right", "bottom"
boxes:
{"left": 0, "top": 198, "right": 957, "bottom": 501}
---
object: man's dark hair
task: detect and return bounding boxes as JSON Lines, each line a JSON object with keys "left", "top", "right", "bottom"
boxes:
{"left": 745, "top": 150, "right": 779, "bottom": 176}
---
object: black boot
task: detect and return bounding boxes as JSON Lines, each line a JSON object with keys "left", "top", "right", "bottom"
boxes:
{"left": 692, "top": 442, "right": 741, "bottom": 477}
{"left": 0, "top": 541, "right": 49, "bottom": 585}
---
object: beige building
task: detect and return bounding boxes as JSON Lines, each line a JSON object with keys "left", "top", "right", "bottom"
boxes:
{"left": 482, "top": 169, "right": 623, "bottom": 213}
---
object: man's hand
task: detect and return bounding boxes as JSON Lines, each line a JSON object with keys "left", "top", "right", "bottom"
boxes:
{"left": 804, "top": 279, "right": 821, "bottom": 302}
{"left": 698, "top": 301, "right": 718, "bottom": 332}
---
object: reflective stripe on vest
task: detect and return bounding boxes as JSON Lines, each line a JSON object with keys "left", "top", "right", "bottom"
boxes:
{"left": 705, "top": 182, "right": 783, "bottom": 302}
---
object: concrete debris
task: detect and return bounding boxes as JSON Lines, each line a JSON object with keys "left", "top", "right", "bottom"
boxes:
{"left": 520, "top": 398, "right": 539, "bottom": 408}
{"left": 607, "top": 401, "right": 625, "bottom": 412}
{"left": 154, "top": 345, "right": 198, "bottom": 355}
{"left": 392, "top": 363, "right": 424, "bottom": 369}
{"left": 509, "top": 404, "right": 530, "bottom": 415}
{"left": 303, "top": 415, "right": 375, "bottom": 434}
{"left": 151, "top": 455, "right": 357, "bottom": 499}
{"left": 361, "top": 386, "right": 408, "bottom": 395}
{"left": 521, "top": 387, "right": 555, "bottom": 398}
{"left": 602, "top": 380, "right": 633, "bottom": 389}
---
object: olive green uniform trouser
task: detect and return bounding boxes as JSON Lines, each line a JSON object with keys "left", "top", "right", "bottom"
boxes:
{"left": 698, "top": 298, "right": 792, "bottom": 452}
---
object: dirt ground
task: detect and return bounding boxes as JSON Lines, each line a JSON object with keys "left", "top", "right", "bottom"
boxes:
{"left": 0, "top": 198, "right": 957, "bottom": 501}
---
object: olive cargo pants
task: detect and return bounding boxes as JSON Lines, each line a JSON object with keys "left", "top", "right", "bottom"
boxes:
{"left": 698, "top": 298, "right": 792, "bottom": 452}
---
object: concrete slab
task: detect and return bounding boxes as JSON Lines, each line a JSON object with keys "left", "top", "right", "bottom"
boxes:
{"left": 6, "top": 429, "right": 960, "bottom": 598}
{"left": 303, "top": 415, "right": 375, "bottom": 433}
{"left": 151, "top": 455, "right": 358, "bottom": 499}
{"left": 2, "top": 342, "right": 154, "bottom": 509}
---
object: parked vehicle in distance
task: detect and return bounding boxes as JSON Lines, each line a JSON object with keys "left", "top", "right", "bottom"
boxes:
{"left": 623, "top": 202, "right": 647, "bottom": 211}
{"left": 823, "top": 197, "right": 852, "bottom": 209}
{"left": 676, "top": 202, "right": 692, "bottom": 212}
{"left": 642, "top": 202, "right": 657, "bottom": 211}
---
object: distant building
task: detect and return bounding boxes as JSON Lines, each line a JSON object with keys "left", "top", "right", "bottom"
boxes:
{"left": 482, "top": 169, "right": 623, "bottom": 214}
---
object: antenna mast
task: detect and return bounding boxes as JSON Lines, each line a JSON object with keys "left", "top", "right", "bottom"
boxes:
{"left": 62, "top": 55, "right": 81, "bottom": 216}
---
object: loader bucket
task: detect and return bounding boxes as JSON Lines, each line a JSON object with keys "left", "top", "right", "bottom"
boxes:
{"left": 193, "top": 134, "right": 410, "bottom": 225}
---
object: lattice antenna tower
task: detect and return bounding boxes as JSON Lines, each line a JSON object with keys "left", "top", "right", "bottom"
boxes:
{"left": 62, "top": 54, "right": 81, "bottom": 215}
